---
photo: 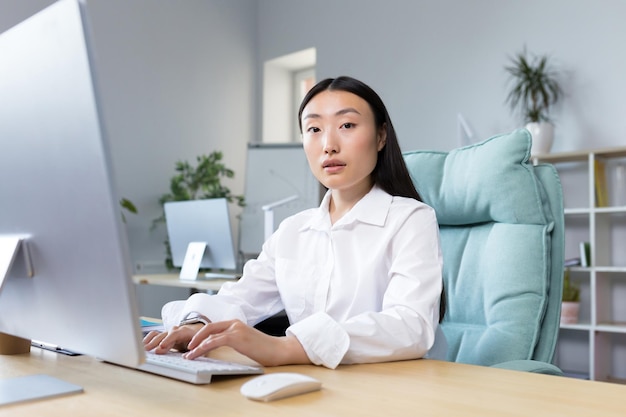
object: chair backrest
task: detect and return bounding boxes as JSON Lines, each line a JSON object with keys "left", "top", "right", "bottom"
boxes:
{"left": 403, "top": 130, "right": 564, "bottom": 366}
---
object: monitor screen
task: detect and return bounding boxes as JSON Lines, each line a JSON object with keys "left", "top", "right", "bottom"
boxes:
{"left": 164, "top": 199, "right": 237, "bottom": 271}
{"left": 0, "top": 0, "right": 144, "bottom": 368}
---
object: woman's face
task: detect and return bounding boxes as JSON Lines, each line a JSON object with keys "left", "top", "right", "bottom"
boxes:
{"left": 300, "top": 90, "right": 386, "bottom": 195}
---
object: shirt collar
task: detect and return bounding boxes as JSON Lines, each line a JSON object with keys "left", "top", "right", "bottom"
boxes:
{"left": 303, "top": 185, "right": 393, "bottom": 231}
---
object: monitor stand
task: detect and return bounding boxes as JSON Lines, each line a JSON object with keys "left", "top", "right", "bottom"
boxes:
{"left": 0, "top": 236, "right": 34, "bottom": 356}
{"left": 0, "top": 332, "right": 31, "bottom": 355}
{"left": 0, "top": 374, "right": 83, "bottom": 406}
{"left": 0, "top": 235, "right": 34, "bottom": 355}
{"left": 177, "top": 242, "right": 241, "bottom": 281}
{"left": 179, "top": 241, "right": 208, "bottom": 280}
{"left": 0, "top": 236, "right": 83, "bottom": 405}
{"left": 0, "top": 235, "right": 33, "bottom": 291}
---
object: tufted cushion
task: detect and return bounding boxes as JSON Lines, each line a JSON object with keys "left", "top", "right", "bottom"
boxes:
{"left": 403, "top": 129, "right": 557, "bottom": 366}
{"left": 404, "top": 129, "right": 549, "bottom": 226}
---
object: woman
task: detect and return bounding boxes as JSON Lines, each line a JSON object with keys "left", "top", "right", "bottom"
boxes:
{"left": 144, "top": 76, "right": 443, "bottom": 369}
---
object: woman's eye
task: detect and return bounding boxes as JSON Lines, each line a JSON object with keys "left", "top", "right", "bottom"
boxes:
{"left": 341, "top": 123, "right": 354, "bottom": 129}
{"left": 306, "top": 126, "right": 320, "bottom": 133}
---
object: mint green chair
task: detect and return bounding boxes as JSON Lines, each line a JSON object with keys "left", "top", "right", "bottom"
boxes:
{"left": 404, "top": 129, "right": 564, "bottom": 375}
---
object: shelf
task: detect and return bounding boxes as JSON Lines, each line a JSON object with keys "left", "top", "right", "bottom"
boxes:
{"left": 594, "top": 148, "right": 626, "bottom": 159}
{"left": 560, "top": 323, "right": 591, "bottom": 331}
{"left": 538, "top": 146, "right": 626, "bottom": 382}
{"left": 564, "top": 266, "right": 626, "bottom": 273}
{"left": 595, "top": 206, "right": 626, "bottom": 214}
{"left": 560, "top": 323, "right": 626, "bottom": 333}
{"left": 533, "top": 146, "right": 626, "bottom": 163}
{"left": 595, "top": 324, "right": 626, "bottom": 333}
{"left": 564, "top": 208, "right": 591, "bottom": 215}
{"left": 532, "top": 150, "right": 590, "bottom": 163}
{"left": 594, "top": 266, "right": 626, "bottom": 273}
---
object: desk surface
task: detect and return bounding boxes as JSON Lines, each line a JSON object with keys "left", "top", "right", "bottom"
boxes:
{"left": 133, "top": 273, "right": 236, "bottom": 292}
{"left": 1, "top": 347, "right": 625, "bottom": 416}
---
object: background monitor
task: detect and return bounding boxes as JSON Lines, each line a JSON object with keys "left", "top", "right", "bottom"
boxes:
{"left": 164, "top": 199, "right": 238, "bottom": 271}
{"left": 0, "top": 0, "right": 144, "bottom": 370}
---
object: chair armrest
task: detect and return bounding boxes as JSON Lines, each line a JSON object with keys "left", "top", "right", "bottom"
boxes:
{"left": 490, "top": 360, "right": 564, "bottom": 376}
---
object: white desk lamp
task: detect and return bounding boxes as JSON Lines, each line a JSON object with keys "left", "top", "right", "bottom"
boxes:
{"left": 261, "top": 195, "right": 298, "bottom": 241}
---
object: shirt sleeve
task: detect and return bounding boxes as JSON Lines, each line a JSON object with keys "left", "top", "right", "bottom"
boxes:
{"left": 286, "top": 312, "right": 349, "bottom": 369}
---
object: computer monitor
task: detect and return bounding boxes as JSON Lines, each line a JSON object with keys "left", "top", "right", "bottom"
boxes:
{"left": 0, "top": 0, "right": 144, "bottom": 374}
{"left": 164, "top": 199, "right": 238, "bottom": 271}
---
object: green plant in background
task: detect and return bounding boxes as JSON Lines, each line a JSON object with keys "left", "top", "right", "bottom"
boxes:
{"left": 152, "top": 151, "right": 245, "bottom": 269}
{"left": 562, "top": 268, "right": 580, "bottom": 302}
{"left": 505, "top": 48, "right": 563, "bottom": 123}
{"left": 120, "top": 198, "right": 138, "bottom": 223}
{"left": 162, "top": 152, "right": 245, "bottom": 203}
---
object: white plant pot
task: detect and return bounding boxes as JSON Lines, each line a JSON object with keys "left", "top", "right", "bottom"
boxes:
{"left": 560, "top": 301, "right": 580, "bottom": 325}
{"left": 525, "top": 121, "right": 555, "bottom": 156}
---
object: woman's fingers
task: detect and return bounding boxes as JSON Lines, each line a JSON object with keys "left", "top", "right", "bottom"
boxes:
{"left": 183, "top": 320, "right": 242, "bottom": 359}
{"left": 142, "top": 325, "right": 198, "bottom": 354}
{"left": 187, "top": 320, "right": 239, "bottom": 350}
{"left": 153, "top": 319, "right": 308, "bottom": 367}
{"left": 142, "top": 330, "right": 167, "bottom": 350}
{"left": 183, "top": 320, "right": 300, "bottom": 366}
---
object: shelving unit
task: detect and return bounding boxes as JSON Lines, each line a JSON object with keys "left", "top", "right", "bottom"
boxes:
{"left": 533, "top": 147, "right": 626, "bottom": 383}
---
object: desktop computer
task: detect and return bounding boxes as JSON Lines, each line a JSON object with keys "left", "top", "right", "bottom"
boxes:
{"left": 0, "top": 0, "right": 143, "bottom": 368}
{"left": 0, "top": 0, "right": 260, "bottom": 405}
{"left": 164, "top": 198, "right": 239, "bottom": 276}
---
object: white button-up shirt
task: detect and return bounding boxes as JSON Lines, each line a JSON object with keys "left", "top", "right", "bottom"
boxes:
{"left": 162, "top": 185, "right": 443, "bottom": 369}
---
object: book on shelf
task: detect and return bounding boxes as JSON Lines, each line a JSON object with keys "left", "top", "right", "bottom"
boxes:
{"left": 564, "top": 258, "right": 581, "bottom": 267}
{"left": 594, "top": 159, "right": 609, "bottom": 207}
{"left": 579, "top": 241, "right": 591, "bottom": 267}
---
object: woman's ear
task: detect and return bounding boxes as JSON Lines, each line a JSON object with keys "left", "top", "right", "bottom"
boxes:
{"left": 377, "top": 124, "right": 387, "bottom": 151}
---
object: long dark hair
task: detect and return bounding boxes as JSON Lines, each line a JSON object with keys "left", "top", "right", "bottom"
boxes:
{"left": 299, "top": 76, "right": 446, "bottom": 322}
{"left": 298, "top": 76, "right": 422, "bottom": 202}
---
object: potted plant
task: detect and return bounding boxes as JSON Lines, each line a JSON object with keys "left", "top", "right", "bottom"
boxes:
{"left": 505, "top": 47, "right": 563, "bottom": 156}
{"left": 153, "top": 151, "right": 245, "bottom": 269}
{"left": 561, "top": 268, "right": 580, "bottom": 324}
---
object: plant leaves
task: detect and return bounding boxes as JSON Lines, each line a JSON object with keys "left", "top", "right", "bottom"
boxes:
{"left": 504, "top": 48, "right": 563, "bottom": 123}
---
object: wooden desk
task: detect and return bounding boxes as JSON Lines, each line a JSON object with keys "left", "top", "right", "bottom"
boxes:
{"left": 1, "top": 347, "right": 625, "bottom": 416}
{"left": 133, "top": 273, "right": 236, "bottom": 292}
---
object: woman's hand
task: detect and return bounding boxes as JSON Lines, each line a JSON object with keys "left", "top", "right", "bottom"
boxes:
{"left": 182, "top": 319, "right": 310, "bottom": 367}
{"left": 143, "top": 323, "right": 204, "bottom": 354}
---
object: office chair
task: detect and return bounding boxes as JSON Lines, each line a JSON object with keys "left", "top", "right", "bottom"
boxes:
{"left": 404, "top": 129, "right": 564, "bottom": 375}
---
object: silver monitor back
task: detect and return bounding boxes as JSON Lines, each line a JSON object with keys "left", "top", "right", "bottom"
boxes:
{"left": 164, "top": 199, "right": 237, "bottom": 271}
{"left": 0, "top": 0, "right": 144, "bottom": 368}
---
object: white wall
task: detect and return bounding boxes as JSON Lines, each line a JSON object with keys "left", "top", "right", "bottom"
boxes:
{"left": 3, "top": 0, "right": 626, "bottom": 341}
{"left": 256, "top": 0, "right": 626, "bottom": 154}
{"left": 85, "top": 0, "right": 257, "bottom": 272}
{"left": 0, "top": 0, "right": 257, "bottom": 274}
{"left": 262, "top": 63, "right": 292, "bottom": 143}
{"left": 3, "top": 0, "right": 626, "bottom": 284}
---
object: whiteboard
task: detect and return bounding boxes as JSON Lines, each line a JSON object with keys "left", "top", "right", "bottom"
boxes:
{"left": 239, "top": 143, "right": 322, "bottom": 255}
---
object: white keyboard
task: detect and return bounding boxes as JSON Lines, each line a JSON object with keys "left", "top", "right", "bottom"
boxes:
{"left": 139, "top": 351, "right": 263, "bottom": 384}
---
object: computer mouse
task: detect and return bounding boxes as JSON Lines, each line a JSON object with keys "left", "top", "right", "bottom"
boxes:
{"left": 240, "top": 372, "right": 322, "bottom": 402}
